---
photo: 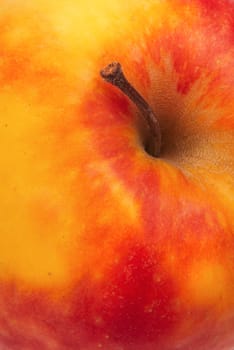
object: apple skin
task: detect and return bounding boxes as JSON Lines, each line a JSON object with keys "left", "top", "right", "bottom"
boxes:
{"left": 0, "top": 0, "right": 234, "bottom": 349}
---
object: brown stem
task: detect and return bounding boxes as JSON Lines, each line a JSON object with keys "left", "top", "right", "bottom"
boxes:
{"left": 100, "top": 62, "right": 161, "bottom": 157}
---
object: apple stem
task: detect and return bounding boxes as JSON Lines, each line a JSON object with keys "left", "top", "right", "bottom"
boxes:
{"left": 100, "top": 62, "right": 161, "bottom": 157}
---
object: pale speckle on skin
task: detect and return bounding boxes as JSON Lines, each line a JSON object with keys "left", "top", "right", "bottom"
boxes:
{"left": 94, "top": 316, "right": 104, "bottom": 326}
{"left": 153, "top": 274, "right": 161, "bottom": 283}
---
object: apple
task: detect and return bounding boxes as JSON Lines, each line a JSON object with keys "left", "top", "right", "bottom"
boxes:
{"left": 0, "top": 0, "right": 234, "bottom": 349}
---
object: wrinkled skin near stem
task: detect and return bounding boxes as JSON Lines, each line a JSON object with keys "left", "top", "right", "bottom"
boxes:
{"left": 100, "top": 62, "right": 161, "bottom": 157}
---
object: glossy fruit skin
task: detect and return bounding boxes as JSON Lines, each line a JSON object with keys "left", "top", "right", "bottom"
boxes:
{"left": 0, "top": 0, "right": 234, "bottom": 349}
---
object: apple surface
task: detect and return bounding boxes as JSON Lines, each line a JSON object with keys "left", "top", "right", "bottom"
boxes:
{"left": 0, "top": 0, "right": 234, "bottom": 349}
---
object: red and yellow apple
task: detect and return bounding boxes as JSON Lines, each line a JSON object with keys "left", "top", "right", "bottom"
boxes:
{"left": 0, "top": 0, "right": 234, "bottom": 349}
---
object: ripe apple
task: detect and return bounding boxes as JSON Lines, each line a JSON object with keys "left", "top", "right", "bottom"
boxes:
{"left": 0, "top": 0, "right": 234, "bottom": 349}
